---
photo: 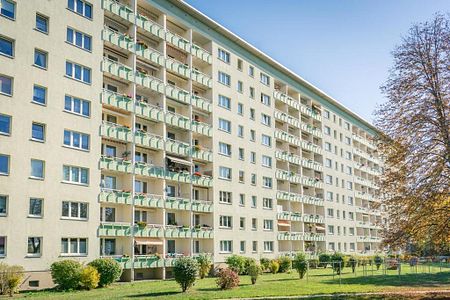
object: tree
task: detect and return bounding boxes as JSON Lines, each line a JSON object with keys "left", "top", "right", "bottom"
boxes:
{"left": 173, "top": 257, "right": 198, "bottom": 292}
{"left": 292, "top": 253, "right": 308, "bottom": 279}
{"left": 246, "top": 260, "right": 261, "bottom": 284}
{"left": 375, "top": 13, "right": 450, "bottom": 252}
{"left": 196, "top": 253, "right": 212, "bottom": 279}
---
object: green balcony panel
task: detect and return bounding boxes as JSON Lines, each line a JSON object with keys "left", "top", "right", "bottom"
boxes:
{"left": 191, "top": 174, "right": 213, "bottom": 187}
{"left": 165, "top": 139, "right": 190, "bottom": 156}
{"left": 165, "top": 85, "right": 191, "bottom": 105}
{"left": 102, "top": 27, "right": 134, "bottom": 52}
{"left": 166, "top": 171, "right": 191, "bottom": 184}
{"left": 134, "top": 131, "right": 165, "bottom": 150}
{"left": 99, "top": 223, "right": 132, "bottom": 237}
{"left": 134, "top": 194, "right": 164, "bottom": 208}
{"left": 165, "top": 30, "right": 191, "bottom": 52}
{"left": 135, "top": 226, "right": 165, "bottom": 238}
{"left": 100, "top": 157, "right": 132, "bottom": 173}
{"left": 165, "top": 227, "right": 192, "bottom": 238}
{"left": 135, "top": 102, "right": 164, "bottom": 122}
{"left": 134, "top": 163, "right": 166, "bottom": 179}
{"left": 99, "top": 190, "right": 132, "bottom": 205}
{"left": 135, "top": 72, "right": 165, "bottom": 94}
{"left": 165, "top": 112, "right": 191, "bottom": 130}
{"left": 191, "top": 69, "right": 212, "bottom": 88}
{"left": 191, "top": 201, "right": 213, "bottom": 213}
{"left": 165, "top": 58, "right": 190, "bottom": 78}
{"left": 191, "top": 95, "right": 212, "bottom": 112}
{"left": 166, "top": 197, "right": 191, "bottom": 211}
{"left": 135, "top": 14, "right": 165, "bottom": 39}
{"left": 191, "top": 121, "right": 212, "bottom": 137}
{"left": 136, "top": 46, "right": 165, "bottom": 66}
{"left": 102, "top": 58, "right": 134, "bottom": 82}
{"left": 191, "top": 44, "right": 212, "bottom": 64}
{"left": 132, "top": 257, "right": 165, "bottom": 269}
{"left": 191, "top": 147, "right": 213, "bottom": 162}
{"left": 101, "top": 89, "right": 133, "bottom": 112}
{"left": 102, "top": 0, "right": 134, "bottom": 24}
{"left": 192, "top": 229, "right": 213, "bottom": 239}
{"left": 100, "top": 123, "right": 133, "bottom": 143}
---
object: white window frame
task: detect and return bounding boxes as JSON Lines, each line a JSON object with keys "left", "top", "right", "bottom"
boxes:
{"left": 61, "top": 237, "right": 88, "bottom": 256}
{"left": 62, "top": 201, "right": 88, "bottom": 220}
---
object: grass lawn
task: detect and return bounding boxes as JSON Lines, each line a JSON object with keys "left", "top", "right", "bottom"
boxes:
{"left": 20, "top": 264, "right": 450, "bottom": 299}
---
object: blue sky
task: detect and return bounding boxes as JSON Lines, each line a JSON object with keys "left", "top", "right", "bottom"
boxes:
{"left": 184, "top": 0, "right": 449, "bottom": 122}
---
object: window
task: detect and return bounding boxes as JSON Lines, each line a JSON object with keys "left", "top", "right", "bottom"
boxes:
{"left": 30, "top": 159, "right": 45, "bottom": 179}
{"left": 347, "top": 181, "right": 353, "bottom": 190}
{"left": 237, "top": 81, "right": 243, "bottom": 93}
{"left": 263, "top": 198, "right": 273, "bottom": 209}
{"left": 240, "top": 241, "right": 245, "bottom": 253}
{"left": 237, "top": 59, "right": 243, "bottom": 70}
{"left": 31, "top": 123, "right": 45, "bottom": 142}
{"left": 0, "top": 0, "right": 15, "bottom": 19}
{"left": 218, "top": 118, "right": 231, "bottom": 133}
{"left": 218, "top": 166, "right": 231, "bottom": 180}
{"left": 239, "top": 217, "right": 245, "bottom": 229}
{"left": 61, "top": 238, "right": 87, "bottom": 255}
{"left": 238, "top": 170, "right": 244, "bottom": 183}
{"left": 29, "top": 198, "right": 43, "bottom": 217}
{"left": 263, "top": 241, "right": 273, "bottom": 252}
{"left": 261, "top": 134, "right": 271, "bottom": 147}
{"left": 324, "top": 126, "right": 331, "bottom": 135}
{"left": 350, "top": 242, "right": 355, "bottom": 251}
{"left": 66, "top": 61, "right": 91, "bottom": 84}
{"left": 0, "top": 237, "right": 5, "bottom": 256}
{"left": 239, "top": 194, "right": 245, "bottom": 206}
{"left": 250, "top": 108, "right": 255, "bottom": 120}
{"left": 324, "top": 110, "right": 330, "bottom": 119}
{"left": 237, "top": 125, "right": 244, "bottom": 137}
{"left": 217, "top": 48, "right": 230, "bottom": 63}
{"left": 327, "top": 208, "right": 334, "bottom": 218}
{"left": 68, "top": 0, "right": 92, "bottom": 18}
{"left": 326, "top": 191, "right": 333, "bottom": 201}
{"left": 348, "top": 196, "right": 354, "bottom": 206}
{"left": 218, "top": 71, "right": 230, "bottom": 86}
{"left": 0, "top": 154, "right": 9, "bottom": 175}
{"left": 328, "top": 225, "right": 335, "bottom": 235}
{"left": 325, "top": 175, "right": 332, "bottom": 185}
{"left": 261, "top": 113, "right": 271, "bottom": 126}
{"left": 238, "top": 148, "right": 244, "bottom": 160}
{"left": 218, "top": 142, "right": 231, "bottom": 156}
{"left": 64, "top": 130, "right": 90, "bottom": 150}
{"left": 0, "top": 195, "right": 7, "bottom": 216}
{"left": 250, "top": 174, "right": 256, "bottom": 185}
{"left": 32, "top": 85, "right": 47, "bottom": 105}
{"left": 237, "top": 102, "right": 243, "bottom": 115}
{"left": 345, "top": 136, "right": 351, "bottom": 145}
{"left": 248, "top": 66, "right": 254, "bottom": 77}
{"left": 0, "top": 36, "right": 13, "bottom": 57}
{"left": 262, "top": 176, "right": 272, "bottom": 188}
{"left": 325, "top": 159, "right": 332, "bottom": 168}
{"left": 261, "top": 93, "right": 271, "bottom": 106}
{"left": 252, "top": 241, "right": 257, "bottom": 252}
{"left": 34, "top": 49, "right": 47, "bottom": 69}
{"left": 64, "top": 95, "right": 90, "bottom": 117}
{"left": 63, "top": 165, "right": 89, "bottom": 184}
{"left": 218, "top": 95, "right": 231, "bottom": 109}
{"left": 219, "top": 240, "right": 232, "bottom": 253}
{"left": 0, "top": 114, "right": 11, "bottom": 135}
{"left": 345, "top": 122, "right": 350, "bottom": 130}
{"left": 260, "top": 73, "right": 270, "bottom": 85}
{"left": 101, "top": 207, "right": 116, "bottom": 222}
{"left": 62, "top": 201, "right": 88, "bottom": 220}
{"left": 324, "top": 142, "right": 332, "bottom": 151}
{"left": 27, "top": 237, "right": 42, "bottom": 256}
{"left": 263, "top": 220, "right": 273, "bottom": 231}
{"left": 250, "top": 152, "right": 256, "bottom": 163}
{"left": 66, "top": 28, "right": 92, "bottom": 51}
{"left": 251, "top": 218, "right": 257, "bottom": 230}
{"left": 35, "top": 14, "right": 49, "bottom": 33}
{"left": 349, "top": 227, "right": 355, "bottom": 235}
{"left": 249, "top": 87, "right": 255, "bottom": 98}
{"left": 219, "top": 191, "right": 231, "bottom": 204}
{"left": 250, "top": 129, "right": 255, "bottom": 141}
{"left": 0, "top": 75, "right": 13, "bottom": 96}
{"left": 328, "top": 242, "right": 335, "bottom": 251}
{"left": 219, "top": 216, "right": 232, "bottom": 228}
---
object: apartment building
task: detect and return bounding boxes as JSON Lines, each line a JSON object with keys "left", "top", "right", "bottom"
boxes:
{"left": 0, "top": 0, "right": 385, "bottom": 289}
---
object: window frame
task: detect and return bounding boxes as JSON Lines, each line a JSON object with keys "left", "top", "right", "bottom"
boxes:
{"left": 33, "top": 48, "right": 48, "bottom": 70}
{"left": 62, "top": 200, "right": 89, "bottom": 220}
{"left": 67, "top": 0, "right": 93, "bottom": 19}
{"left": 64, "top": 95, "right": 91, "bottom": 117}
{"left": 28, "top": 198, "right": 43, "bottom": 218}
{"left": 63, "top": 129, "right": 90, "bottom": 151}
{"left": 66, "top": 27, "right": 92, "bottom": 52}
{"left": 35, "top": 13, "right": 49, "bottom": 34}
{"left": 0, "top": 74, "right": 13, "bottom": 96}
{"left": 32, "top": 84, "right": 47, "bottom": 106}
{"left": 0, "top": 0, "right": 15, "bottom": 20}
{"left": 62, "top": 165, "right": 89, "bottom": 185}
{"left": 61, "top": 237, "right": 88, "bottom": 256}
{"left": 0, "top": 113, "right": 11, "bottom": 136}
{"left": 31, "top": 122, "right": 45, "bottom": 142}
{"left": 0, "top": 35, "right": 14, "bottom": 58}
{"left": 0, "top": 154, "right": 9, "bottom": 175}
{"left": 30, "top": 159, "right": 45, "bottom": 180}
{"left": 65, "top": 61, "right": 91, "bottom": 84}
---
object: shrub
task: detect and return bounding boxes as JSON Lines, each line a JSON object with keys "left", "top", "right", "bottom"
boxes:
{"left": 247, "top": 261, "right": 261, "bottom": 285}
{"left": 374, "top": 255, "right": 383, "bottom": 270}
{"left": 348, "top": 257, "right": 357, "bottom": 273}
{"left": 243, "top": 257, "right": 255, "bottom": 275}
{"left": 331, "top": 253, "right": 345, "bottom": 275}
{"left": 387, "top": 259, "right": 399, "bottom": 270}
{"left": 308, "top": 259, "right": 319, "bottom": 269}
{"left": 269, "top": 260, "right": 279, "bottom": 274}
{"left": 319, "top": 253, "right": 331, "bottom": 268}
{"left": 278, "top": 255, "right": 292, "bottom": 273}
{"left": 292, "top": 253, "right": 308, "bottom": 279}
{"left": 79, "top": 266, "right": 100, "bottom": 290}
{"left": 225, "top": 255, "right": 246, "bottom": 275}
{"left": 88, "top": 258, "right": 122, "bottom": 287}
{"left": 173, "top": 257, "right": 198, "bottom": 292}
{"left": 409, "top": 256, "right": 419, "bottom": 267}
{"left": 196, "top": 253, "right": 212, "bottom": 279}
{"left": 260, "top": 258, "right": 270, "bottom": 272}
{"left": 50, "top": 260, "right": 82, "bottom": 291}
{"left": 216, "top": 268, "right": 239, "bottom": 290}
{"left": 0, "top": 263, "right": 24, "bottom": 296}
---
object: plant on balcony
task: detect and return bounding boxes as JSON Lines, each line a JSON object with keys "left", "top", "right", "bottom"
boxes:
{"left": 292, "top": 253, "right": 307, "bottom": 279}
{"left": 193, "top": 145, "right": 202, "bottom": 152}
{"left": 193, "top": 171, "right": 202, "bottom": 177}
{"left": 121, "top": 151, "right": 131, "bottom": 159}
{"left": 173, "top": 257, "right": 198, "bottom": 292}
{"left": 194, "top": 224, "right": 201, "bottom": 231}
{"left": 195, "top": 253, "right": 212, "bottom": 279}
{"left": 181, "top": 225, "right": 190, "bottom": 230}
{"left": 167, "top": 220, "right": 178, "bottom": 226}
{"left": 216, "top": 268, "right": 239, "bottom": 290}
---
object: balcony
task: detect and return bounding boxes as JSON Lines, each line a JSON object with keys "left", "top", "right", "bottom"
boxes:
{"left": 191, "top": 69, "right": 212, "bottom": 88}
{"left": 353, "top": 134, "right": 376, "bottom": 150}
{"left": 300, "top": 123, "right": 322, "bottom": 138}
{"left": 275, "top": 151, "right": 322, "bottom": 171}
{"left": 273, "top": 91, "right": 322, "bottom": 121}
{"left": 277, "top": 232, "right": 304, "bottom": 241}
{"left": 354, "top": 162, "right": 381, "bottom": 176}
{"left": 100, "top": 122, "right": 133, "bottom": 143}
{"left": 276, "top": 190, "right": 324, "bottom": 206}
{"left": 165, "top": 30, "right": 191, "bottom": 52}
{"left": 99, "top": 190, "right": 165, "bottom": 208}
{"left": 101, "top": 89, "right": 133, "bottom": 112}
{"left": 274, "top": 110, "right": 300, "bottom": 128}
{"left": 164, "top": 226, "right": 213, "bottom": 239}
{"left": 303, "top": 232, "right": 325, "bottom": 241}
{"left": 353, "top": 148, "right": 380, "bottom": 165}
{"left": 277, "top": 211, "right": 302, "bottom": 222}
{"left": 357, "top": 236, "right": 382, "bottom": 243}
{"left": 115, "top": 256, "right": 166, "bottom": 269}
{"left": 191, "top": 43, "right": 212, "bottom": 64}
{"left": 354, "top": 176, "right": 378, "bottom": 189}
{"left": 275, "top": 169, "right": 322, "bottom": 188}
{"left": 302, "top": 214, "right": 324, "bottom": 224}
{"left": 165, "top": 58, "right": 190, "bottom": 78}
{"left": 135, "top": 13, "right": 165, "bottom": 39}
{"left": 355, "top": 191, "right": 374, "bottom": 201}
{"left": 102, "top": 0, "right": 134, "bottom": 24}
{"left": 274, "top": 130, "right": 322, "bottom": 154}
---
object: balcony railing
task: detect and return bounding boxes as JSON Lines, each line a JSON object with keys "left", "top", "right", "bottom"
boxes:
{"left": 273, "top": 90, "right": 322, "bottom": 121}
{"left": 277, "top": 211, "right": 302, "bottom": 221}
{"left": 275, "top": 151, "right": 322, "bottom": 171}
{"left": 275, "top": 169, "right": 323, "bottom": 188}
{"left": 274, "top": 130, "right": 322, "bottom": 154}
{"left": 276, "top": 190, "right": 324, "bottom": 206}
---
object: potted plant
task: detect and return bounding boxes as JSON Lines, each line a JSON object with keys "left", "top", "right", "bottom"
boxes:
{"left": 136, "top": 221, "right": 147, "bottom": 229}
{"left": 193, "top": 171, "right": 202, "bottom": 177}
{"left": 122, "top": 150, "right": 131, "bottom": 159}
{"left": 193, "top": 145, "right": 201, "bottom": 152}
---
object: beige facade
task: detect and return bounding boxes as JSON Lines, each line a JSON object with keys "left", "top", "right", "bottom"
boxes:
{"left": 0, "top": 0, "right": 384, "bottom": 289}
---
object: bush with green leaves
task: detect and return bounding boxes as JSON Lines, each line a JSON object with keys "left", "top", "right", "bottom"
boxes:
{"left": 260, "top": 258, "right": 270, "bottom": 272}
{"left": 0, "top": 263, "right": 24, "bottom": 296}
{"left": 278, "top": 255, "right": 292, "bottom": 273}
{"left": 225, "top": 254, "right": 247, "bottom": 275}
{"left": 196, "top": 253, "right": 212, "bottom": 279}
{"left": 88, "top": 258, "right": 122, "bottom": 287}
{"left": 308, "top": 259, "right": 319, "bottom": 269}
{"left": 292, "top": 253, "right": 308, "bottom": 279}
{"left": 319, "top": 253, "right": 331, "bottom": 268}
{"left": 348, "top": 257, "right": 357, "bottom": 273}
{"left": 374, "top": 255, "right": 383, "bottom": 270}
{"left": 269, "top": 260, "right": 279, "bottom": 274}
{"left": 173, "top": 257, "right": 198, "bottom": 292}
{"left": 216, "top": 268, "right": 239, "bottom": 290}
{"left": 50, "top": 260, "right": 82, "bottom": 291}
{"left": 331, "top": 253, "right": 345, "bottom": 275}
{"left": 247, "top": 261, "right": 261, "bottom": 284}
{"left": 79, "top": 266, "right": 100, "bottom": 290}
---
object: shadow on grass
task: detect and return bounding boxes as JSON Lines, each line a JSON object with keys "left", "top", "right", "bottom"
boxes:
{"left": 264, "top": 277, "right": 299, "bottom": 282}
{"left": 126, "top": 291, "right": 180, "bottom": 298}
{"left": 322, "top": 272, "right": 450, "bottom": 287}
{"left": 196, "top": 283, "right": 252, "bottom": 292}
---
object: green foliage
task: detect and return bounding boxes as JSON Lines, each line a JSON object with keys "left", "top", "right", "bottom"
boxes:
{"left": 269, "top": 260, "right": 279, "bottom": 274}
{"left": 348, "top": 257, "right": 357, "bottom": 273}
{"left": 79, "top": 266, "right": 100, "bottom": 290}
{"left": 216, "top": 268, "right": 239, "bottom": 290}
{"left": 50, "top": 260, "right": 82, "bottom": 291}
{"left": 331, "top": 253, "right": 345, "bottom": 275}
{"left": 88, "top": 258, "right": 122, "bottom": 287}
{"left": 173, "top": 257, "right": 198, "bottom": 292}
{"left": 308, "top": 259, "right": 319, "bottom": 269}
{"left": 0, "top": 263, "right": 24, "bottom": 296}
{"left": 260, "top": 258, "right": 270, "bottom": 272}
{"left": 246, "top": 261, "right": 262, "bottom": 284}
{"left": 374, "top": 255, "right": 383, "bottom": 270}
{"left": 292, "top": 253, "right": 308, "bottom": 279}
{"left": 196, "top": 253, "right": 212, "bottom": 279}
{"left": 278, "top": 255, "right": 292, "bottom": 273}
{"left": 319, "top": 253, "right": 331, "bottom": 268}
{"left": 225, "top": 255, "right": 247, "bottom": 275}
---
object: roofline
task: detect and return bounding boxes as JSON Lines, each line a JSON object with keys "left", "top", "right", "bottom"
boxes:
{"left": 164, "top": 0, "right": 380, "bottom": 134}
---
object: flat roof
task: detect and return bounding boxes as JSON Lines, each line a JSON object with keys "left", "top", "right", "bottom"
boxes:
{"left": 150, "top": 0, "right": 379, "bottom": 135}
